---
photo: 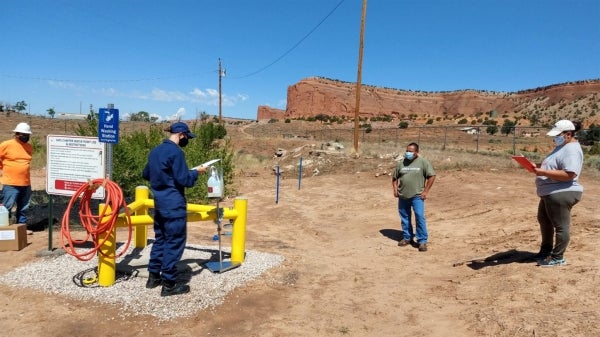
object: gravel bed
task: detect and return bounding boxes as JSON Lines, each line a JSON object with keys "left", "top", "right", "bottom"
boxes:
{"left": 0, "top": 243, "right": 284, "bottom": 321}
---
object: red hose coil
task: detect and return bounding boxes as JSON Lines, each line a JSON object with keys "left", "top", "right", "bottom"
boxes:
{"left": 60, "top": 178, "right": 133, "bottom": 261}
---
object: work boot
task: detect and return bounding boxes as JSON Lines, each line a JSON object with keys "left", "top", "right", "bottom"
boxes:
{"left": 160, "top": 281, "right": 190, "bottom": 297}
{"left": 145, "top": 272, "right": 162, "bottom": 289}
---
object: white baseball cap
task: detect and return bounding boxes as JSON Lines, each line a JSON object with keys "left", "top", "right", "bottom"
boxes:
{"left": 546, "top": 120, "right": 575, "bottom": 137}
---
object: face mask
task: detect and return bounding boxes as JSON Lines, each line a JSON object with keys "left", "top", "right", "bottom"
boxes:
{"left": 553, "top": 135, "right": 565, "bottom": 147}
{"left": 18, "top": 134, "right": 30, "bottom": 143}
{"left": 178, "top": 136, "right": 189, "bottom": 148}
{"left": 405, "top": 152, "right": 415, "bottom": 160}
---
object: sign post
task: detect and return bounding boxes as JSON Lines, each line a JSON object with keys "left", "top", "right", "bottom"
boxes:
{"left": 46, "top": 136, "right": 107, "bottom": 251}
{"left": 98, "top": 106, "right": 119, "bottom": 179}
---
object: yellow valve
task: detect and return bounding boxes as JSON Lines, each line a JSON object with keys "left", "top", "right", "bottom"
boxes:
{"left": 83, "top": 277, "right": 97, "bottom": 285}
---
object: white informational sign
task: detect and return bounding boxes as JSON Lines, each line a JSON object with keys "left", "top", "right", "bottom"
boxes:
{"left": 46, "top": 135, "right": 106, "bottom": 199}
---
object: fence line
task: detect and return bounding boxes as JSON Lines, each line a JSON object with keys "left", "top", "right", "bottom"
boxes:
{"left": 250, "top": 125, "right": 555, "bottom": 155}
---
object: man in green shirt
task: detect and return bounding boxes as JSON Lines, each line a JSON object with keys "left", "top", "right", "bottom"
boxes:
{"left": 391, "top": 143, "right": 436, "bottom": 252}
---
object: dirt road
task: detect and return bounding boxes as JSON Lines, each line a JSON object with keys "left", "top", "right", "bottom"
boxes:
{"left": 1, "top": 167, "right": 598, "bottom": 337}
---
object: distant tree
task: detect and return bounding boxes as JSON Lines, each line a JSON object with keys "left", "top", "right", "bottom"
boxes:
{"left": 500, "top": 119, "right": 516, "bottom": 136}
{"left": 582, "top": 124, "right": 600, "bottom": 146}
{"left": 47, "top": 108, "right": 56, "bottom": 119}
{"left": 486, "top": 125, "right": 499, "bottom": 135}
{"left": 14, "top": 100, "right": 27, "bottom": 113}
{"left": 198, "top": 111, "right": 210, "bottom": 122}
{"left": 529, "top": 113, "right": 539, "bottom": 126}
{"left": 88, "top": 104, "right": 97, "bottom": 120}
{"left": 315, "top": 113, "right": 330, "bottom": 123}
{"left": 398, "top": 121, "right": 409, "bottom": 129}
{"left": 129, "top": 111, "right": 151, "bottom": 122}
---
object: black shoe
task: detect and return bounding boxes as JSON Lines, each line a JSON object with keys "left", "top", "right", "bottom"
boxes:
{"left": 160, "top": 282, "right": 190, "bottom": 297}
{"left": 145, "top": 272, "right": 162, "bottom": 289}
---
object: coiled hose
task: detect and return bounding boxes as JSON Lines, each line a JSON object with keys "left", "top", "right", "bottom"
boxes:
{"left": 60, "top": 178, "right": 132, "bottom": 261}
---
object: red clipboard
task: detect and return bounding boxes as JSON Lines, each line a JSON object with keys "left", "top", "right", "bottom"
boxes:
{"left": 512, "top": 155, "right": 536, "bottom": 173}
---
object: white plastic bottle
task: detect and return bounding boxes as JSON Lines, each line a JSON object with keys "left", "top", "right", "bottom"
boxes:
{"left": 0, "top": 204, "right": 9, "bottom": 227}
{"left": 207, "top": 167, "right": 223, "bottom": 198}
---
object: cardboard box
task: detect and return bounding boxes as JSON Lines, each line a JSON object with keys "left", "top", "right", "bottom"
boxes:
{"left": 0, "top": 224, "right": 28, "bottom": 251}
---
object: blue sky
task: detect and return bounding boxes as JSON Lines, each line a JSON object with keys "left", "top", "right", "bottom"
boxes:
{"left": 1, "top": 0, "right": 599, "bottom": 121}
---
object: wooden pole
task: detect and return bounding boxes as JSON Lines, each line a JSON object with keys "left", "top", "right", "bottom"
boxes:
{"left": 218, "top": 58, "right": 223, "bottom": 123}
{"left": 353, "top": 0, "right": 367, "bottom": 153}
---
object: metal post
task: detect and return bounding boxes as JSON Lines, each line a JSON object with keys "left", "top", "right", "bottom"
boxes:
{"left": 298, "top": 157, "right": 303, "bottom": 190}
{"left": 513, "top": 126, "right": 517, "bottom": 154}
{"left": 275, "top": 165, "right": 280, "bottom": 204}
{"left": 134, "top": 186, "right": 149, "bottom": 248}
{"left": 47, "top": 195, "right": 53, "bottom": 251}
{"left": 443, "top": 126, "right": 448, "bottom": 150}
{"left": 476, "top": 126, "right": 480, "bottom": 153}
{"left": 98, "top": 203, "right": 116, "bottom": 287}
{"left": 230, "top": 197, "right": 247, "bottom": 264}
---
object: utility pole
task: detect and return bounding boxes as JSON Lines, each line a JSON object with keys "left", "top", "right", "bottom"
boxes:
{"left": 353, "top": 0, "right": 367, "bottom": 153}
{"left": 218, "top": 58, "right": 225, "bottom": 123}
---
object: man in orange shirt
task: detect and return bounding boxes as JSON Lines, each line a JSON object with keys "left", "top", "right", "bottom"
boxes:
{"left": 0, "top": 123, "right": 33, "bottom": 229}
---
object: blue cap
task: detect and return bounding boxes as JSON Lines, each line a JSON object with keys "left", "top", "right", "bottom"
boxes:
{"left": 169, "top": 122, "right": 196, "bottom": 138}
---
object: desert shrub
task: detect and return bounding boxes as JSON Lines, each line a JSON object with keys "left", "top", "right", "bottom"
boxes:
{"left": 584, "top": 155, "right": 600, "bottom": 170}
{"left": 76, "top": 120, "right": 234, "bottom": 202}
{"left": 587, "top": 143, "right": 600, "bottom": 155}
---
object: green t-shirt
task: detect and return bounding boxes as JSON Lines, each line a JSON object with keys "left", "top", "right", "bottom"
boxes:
{"left": 392, "top": 156, "right": 436, "bottom": 199}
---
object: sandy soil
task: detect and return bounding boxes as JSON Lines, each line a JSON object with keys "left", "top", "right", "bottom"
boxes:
{"left": 1, "top": 164, "right": 599, "bottom": 336}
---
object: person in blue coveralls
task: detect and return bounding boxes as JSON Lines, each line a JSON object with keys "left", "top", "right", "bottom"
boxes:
{"left": 142, "top": 122, "right": 207, "bottom": 296}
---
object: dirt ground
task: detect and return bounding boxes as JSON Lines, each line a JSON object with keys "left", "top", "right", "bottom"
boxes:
{"left": 0, "top": 165, "right": 598, "bottom": 336}
{"left": 0, "top": 117, "right": 599, "bottom": 336}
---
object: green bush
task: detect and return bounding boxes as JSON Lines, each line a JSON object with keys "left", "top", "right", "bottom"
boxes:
{"left": 76, "top": 120, "right": 234, "bottom": 203}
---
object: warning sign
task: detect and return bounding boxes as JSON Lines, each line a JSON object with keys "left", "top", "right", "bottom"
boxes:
{"left": 46, "top": 135, "right": 106, "bottom": 199}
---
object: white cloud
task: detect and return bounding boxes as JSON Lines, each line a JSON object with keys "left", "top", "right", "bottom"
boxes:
{"left": 189, "top": 88, "right": 219, "bottom": 105}
{"left": 165, "top": 107, "right": 186, "bottom": 121}
{"left": 150, "top": 88, "right": 188, "bottom": 102}
{"left": 47, "top": 80, "right": 79, "bottom": 90}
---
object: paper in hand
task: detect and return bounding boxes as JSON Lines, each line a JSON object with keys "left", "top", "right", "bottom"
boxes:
{"left": 191, "top": 159, "right": 220, "bottom": 171}
{"left": 511, "top": 155, "right": 536, "bottom": 173}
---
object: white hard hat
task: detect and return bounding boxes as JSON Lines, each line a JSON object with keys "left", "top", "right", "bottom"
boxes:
{"left": 13, "top": 122, "right": 32, "bottom": 134}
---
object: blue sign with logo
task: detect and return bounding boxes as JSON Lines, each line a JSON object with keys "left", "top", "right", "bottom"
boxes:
{"left": 98, "top": 108, "right": 119, "bottom": 143}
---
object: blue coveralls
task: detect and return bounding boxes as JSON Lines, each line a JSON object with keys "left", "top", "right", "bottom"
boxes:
{"left": 142, "top": 139, "right": 198, "bottom": 282}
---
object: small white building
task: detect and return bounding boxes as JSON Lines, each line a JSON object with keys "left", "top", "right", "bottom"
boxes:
{"left": 460, "top": 127, "right": 480, "bottom": 135}
{"left": 57, "top": 113, "right": 88, "bottom": 120}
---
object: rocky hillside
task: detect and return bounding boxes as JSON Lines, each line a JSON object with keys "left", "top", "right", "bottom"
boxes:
{"left": 258, "top": 77, "right": 600, "bottom": 127}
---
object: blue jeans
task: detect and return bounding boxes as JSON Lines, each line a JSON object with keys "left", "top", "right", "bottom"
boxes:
{"left": 398, "top": 195, "right": 428, "bottom": 244}
{"left": 1, "top": 185, "right": 32, "bottom": 224}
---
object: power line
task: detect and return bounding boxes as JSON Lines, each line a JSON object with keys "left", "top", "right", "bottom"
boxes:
{"left": 230, "top": 0, "right": 347, "bottom": 79}
{"left": 0, "top": 71, "right": 214, "bottom": 83}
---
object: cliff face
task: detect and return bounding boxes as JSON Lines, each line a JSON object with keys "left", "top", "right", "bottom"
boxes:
{"left": 257, "top": 77, "right": 600, "bottom": 124}
{"left": 257, "top": 105, "right": 286, "bottom": 120}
